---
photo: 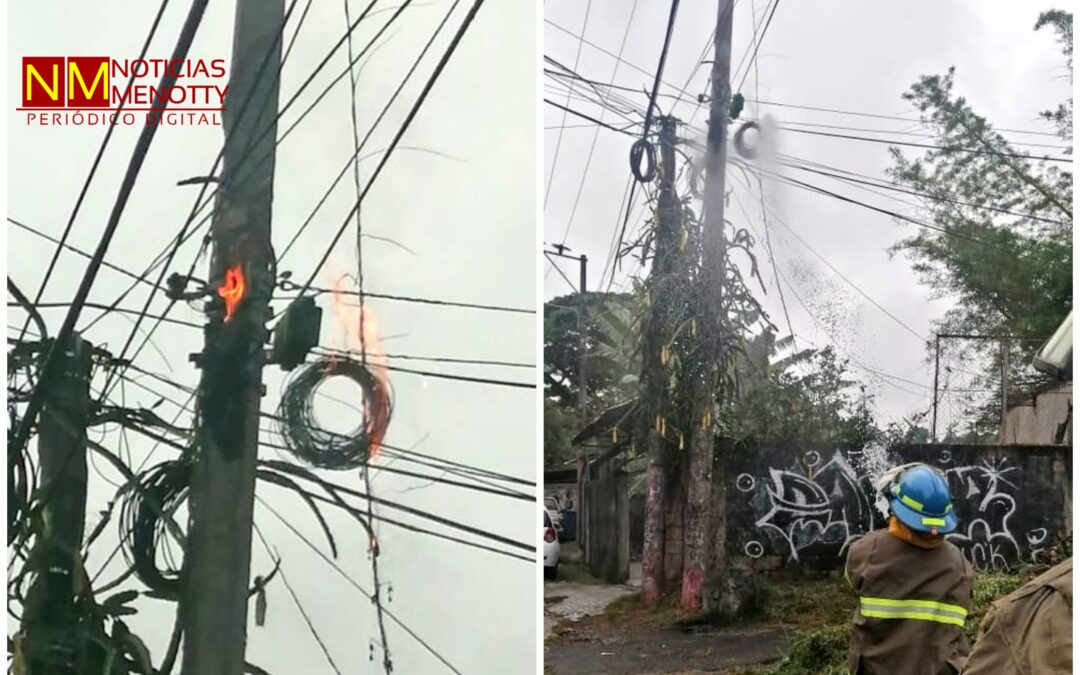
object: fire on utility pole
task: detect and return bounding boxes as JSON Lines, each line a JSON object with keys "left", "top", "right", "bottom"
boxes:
{"left": 180, "top": 0, "right": 284, "bottom": 672}
{"left": 683, "top": 0, "right": 735, "bottom": 613}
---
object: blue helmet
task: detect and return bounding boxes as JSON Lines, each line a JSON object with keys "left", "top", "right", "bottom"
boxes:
{"left": 889, "top": 464, "right": 957, "bottom": 535}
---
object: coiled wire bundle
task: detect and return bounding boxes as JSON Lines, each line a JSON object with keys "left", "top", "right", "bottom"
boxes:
{"left": 119, "top": 459, "right": 191, "bottom": 598}
{"left": 277, "top": 356, "right": 392, "bottom": 471}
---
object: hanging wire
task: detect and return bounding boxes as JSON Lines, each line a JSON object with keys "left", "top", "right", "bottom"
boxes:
{"left": 277, "top": 357, "right": 392, "bottom": 470}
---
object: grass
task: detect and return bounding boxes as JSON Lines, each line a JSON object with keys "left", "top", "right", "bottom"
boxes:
{"left": 603, "top": 591, "right": 684, "bottom": 630}
{"left": 554, "top": 559, "right": 607, "bottom": 585}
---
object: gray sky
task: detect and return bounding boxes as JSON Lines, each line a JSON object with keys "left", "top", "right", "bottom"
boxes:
{"left": 9, "top": 0, "right": 536, "bottom": 672}
{"left": 543, "top": 0, "right": 1072, "bottom": 430}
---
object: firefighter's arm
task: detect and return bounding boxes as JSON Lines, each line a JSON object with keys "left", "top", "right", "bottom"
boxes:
{"left": 843, "top": 538, "right": 866, "bottom": 591}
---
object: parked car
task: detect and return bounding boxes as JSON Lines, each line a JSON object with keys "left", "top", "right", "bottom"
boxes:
{"left": 543, "top": 508, "right": 560, "bottom": 580}
{"left": 544, "top": 496, "right": 563, "bottom": 531}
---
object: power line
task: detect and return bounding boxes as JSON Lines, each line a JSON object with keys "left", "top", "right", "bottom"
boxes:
{"left": 310, "top": 349, "right": 533, "bottom": 390}
{"left": 17, "top": 0, "right": 173, "bottom": 344}
{"left": 733, "top": 0, "right": 780, "bottom": 93}
{"left": 744, "top": 97, "right": 1065, "bottom": 137}
{"left": 10, "top": 0, "right": 212, "bottom": 458}
{"left": 253, "top": 526, "right": 344, "bottom": 675}
{"left": 7, "top": 217, "right": 158, "bottom": 289}
{"left": 302, "top": 285, "right": 533, "bottom": 314}
{"left": 545, "top": 0, "right": 594, "bottom": 210}
{"left": 556, "top": 0, "right": 641, "bottom": 247}
{"left": 778, "top": 119, "right": 1070, "bottom": 151}
{"left": 543, "top": 98, "right": 637, "bottom": 137}
{"left": 256, "top": 498, "right": 464, "bottom": 675}
{"left": 777, "top": 155, "right": 1071, "bottom": 226}
{"left": 777, "top": 125, "right": 1073, "bottom": 163}
{"left": 276, "top": 0, "right": 464, "bottom": 265}
{"left": 96, "top": 0, "right": 310, "bottom": 404}
{"left": 297, "top": 0, "right": 489, "bottom": 296}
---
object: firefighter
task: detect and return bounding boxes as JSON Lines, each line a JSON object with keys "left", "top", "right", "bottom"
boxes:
{"left": 962, "top": 557, "right": 1072, "bottom": 674}
{"left": 845, "top": 463, "right": 974, "bottom": 674}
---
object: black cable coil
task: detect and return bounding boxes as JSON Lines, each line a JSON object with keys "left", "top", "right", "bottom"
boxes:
{"left": 629, "top": 138, "right": 658, "bottom": 183}
{"left": 733, "top": 120, "right": 761, "bottom": 160}
{"left": 277, "top": 356, "right": 392, "bottom": 471}
{"left": 120, "top": 459, "right": 191, "bottom": 599}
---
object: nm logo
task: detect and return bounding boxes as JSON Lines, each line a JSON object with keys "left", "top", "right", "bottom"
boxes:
{"left": 23, "top": 57, "right": 110, "bottom": 108}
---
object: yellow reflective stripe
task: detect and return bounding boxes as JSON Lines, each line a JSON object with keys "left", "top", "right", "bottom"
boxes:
{"left": 860, "top": 609, "right": 965, "bottom": 627}
{"left": 922, "top": 517, "right": 946, "bottom": 526}
{"left": 944, "top": 503, "right": 953, "bottom": 513}
{"left": 860, "top": 597, "right": 968, "bottom": 616}
{"left": 900, "top": 494, "right": 924, "bottom": 511}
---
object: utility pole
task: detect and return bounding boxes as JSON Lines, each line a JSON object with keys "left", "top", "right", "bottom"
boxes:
{"left": 545, "top": 245, "right": 589, "bottom": 551}
{"left": 682, "top": 0, "right": 734, "bottom": 613}
{"left": 180, "top": 0, "right": 283, "bottom": 672}
{"left": 1000, "top": 338, "right": 1010, "bottom": 443}
{"left": 932, "top": 334, "right": 941, "bottom": 443}
{"left": 20, "top": 334, "right": 93, "bottom": 673}
{"left": 640, "top": 116, "right": 679, "bottom": 605}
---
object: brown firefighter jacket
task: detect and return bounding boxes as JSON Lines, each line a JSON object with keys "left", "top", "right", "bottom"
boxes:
{"left": 845, "top": 527, "right": 974, "bottom": 675}
{"left": 962, "top": 558, "right": 1072, "bottom": 675}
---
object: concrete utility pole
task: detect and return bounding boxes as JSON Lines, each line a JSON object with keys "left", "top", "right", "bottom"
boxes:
{"left": 640, "top": 115, "right": 679, "bottom": 605}
{"left": 682, "top": 0, "right": 734, "bottom": 613}
{"left": 180, "top": 0, "right": 283, "bottom": 672}
{"left": 20, "top": 334, "right": 93, "bottom": 674}
{"left": 1000, "top": 338, "right": 1010, "bottom": 443}
{"left": 932, "top": 334, "right": 941, "bottom": 442}
{"left": 545, "top": 246, "right": 589, "bottom": 549}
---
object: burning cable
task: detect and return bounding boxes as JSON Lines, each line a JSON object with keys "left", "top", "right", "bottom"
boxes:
{"left": 277, "top": 356, "right": 392, "bottom": 471}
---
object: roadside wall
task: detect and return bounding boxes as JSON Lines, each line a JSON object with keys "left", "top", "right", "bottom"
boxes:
{"left": 1003, "top": 382, "right": 1072, "bottom": 445}
{"left": 722, "top": 443, "right": 1071, "bottom": 573}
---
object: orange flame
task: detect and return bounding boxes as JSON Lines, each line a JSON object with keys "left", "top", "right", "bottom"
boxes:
{"left": 326, "top": 271, "right": 391, "bottom": 458}
{"left": 218, "top": 265, "right": 245, "bottom": 322}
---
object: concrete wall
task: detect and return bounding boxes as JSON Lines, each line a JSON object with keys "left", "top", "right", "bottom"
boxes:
{"left": 584, "top": 462, "right": 630, "bottom": 583}
{"left": 722, "top": 443, "right": 1071, "bottom": 573}
{"left": 1003, "top": 382, "right": 1072, "bottom": 445}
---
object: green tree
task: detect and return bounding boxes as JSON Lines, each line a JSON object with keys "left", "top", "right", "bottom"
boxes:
{"left": 543, "top": 291, "right": 639, "bottom": 413}
{"left": 888, "top": 9, "right": 1073, "bottom": 437}
{"left": 544, "top": 398, "right": 578, "bottom": 470}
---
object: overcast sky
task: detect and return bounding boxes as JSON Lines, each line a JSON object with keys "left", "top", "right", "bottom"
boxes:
{"left": 543, "top": 0, "right": 1072, "bottom": 430}
{"left": 8, "top": 0, "right": 536, "bottom": 672}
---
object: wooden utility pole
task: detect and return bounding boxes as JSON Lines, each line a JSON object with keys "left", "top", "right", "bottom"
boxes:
{"left": 640, "top": 116, "right": 679, "bottom": 605}
{"left": 20, "top": 334, "right": 93, "bottom": 674}
{"left": 682, "top": 0, "right": 734, "bottom": 613}
{"left": 180, "top": 0, "right": 283, "bottom": 672}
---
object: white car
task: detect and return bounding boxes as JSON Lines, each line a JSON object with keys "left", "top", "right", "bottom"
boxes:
{"left": 543, "top": 507, "right": 560, "bottom": 579}
{"left": 544, "top": 496, "right": 563, "bottom": 531}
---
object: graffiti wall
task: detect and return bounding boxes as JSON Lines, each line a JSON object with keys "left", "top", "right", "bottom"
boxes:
{"left": 723, "top": 444, "right": 1071, "bottom": 572}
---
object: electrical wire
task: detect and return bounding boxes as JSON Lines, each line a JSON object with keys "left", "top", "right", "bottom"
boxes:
{"left": 276, "top": 0, "right": 466, "bottom": 266}
{"left": 545, "top": 0, "right": 594, "bottom": 209}
{"left": 9, "top": 0, "right": 211, "bottom": 459}
{"left": 557, "top": 0, "right": 641, "bottom": 246}
{"left": 256, "top": 497, "right": 464, "bottom": 674}
{"left": 17, "top": 0, "right": 173, "bottom": 344}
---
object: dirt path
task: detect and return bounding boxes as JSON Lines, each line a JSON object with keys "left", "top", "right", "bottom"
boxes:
{"left": 545, "top": 624, "right": 788, "bottom": 674}
{"left": 545, "top": 576, "right": 789, "bottom": 674}
{"left": 544, "top": 581, "right": 637, "bottom": 639}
